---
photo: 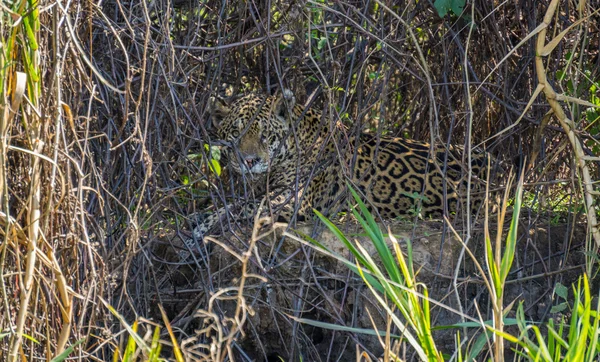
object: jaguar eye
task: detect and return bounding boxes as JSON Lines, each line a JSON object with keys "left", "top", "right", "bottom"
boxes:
{"left": 231, "top": 130, "right": 240, "bottom": 138}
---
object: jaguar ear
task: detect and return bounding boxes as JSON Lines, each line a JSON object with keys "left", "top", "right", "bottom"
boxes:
{"left": 208, "top": 96, "right": 232, "bottom": 128}
{"left": 272, "top": 89, "right": 296, "bottom": 119}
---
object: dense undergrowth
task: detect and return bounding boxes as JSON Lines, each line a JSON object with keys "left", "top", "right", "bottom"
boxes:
{"left": 1, "top": 0, "right": 599, "bottom": 360}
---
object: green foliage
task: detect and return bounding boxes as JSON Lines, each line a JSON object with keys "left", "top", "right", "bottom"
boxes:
{"left": 487, "top": 175, "right": 523, "bottom": 294}
{"left": 550, "top": 282, "right": 569, "bottom": 313}
{"left": 50, "top": 339, "right": 86, "bottom": 362}
{"left": 310, "top": 184, "right": 444, "bottom": 360}
{"left": 513, "top": 274, "right": 600, "bottom": 361}
{"left": 184, "top": 144, "right": 221, "bottom": 192}
{"left": 102, "top": 299, "right": 169, "bottom": 361}
{"left": 556, "top": 53, "right": 600, "bottom": 154}
{"left": 433, "top": 0, "right": 466, "bottom": 18}
{"left": 298, "top": 180, "right": 600, "bottom": 361}
{"left": 400, "top": 191, "right": 430, "bottom": 219}
{"left": 204, "top": 143, "right": 222, "bottom": 176}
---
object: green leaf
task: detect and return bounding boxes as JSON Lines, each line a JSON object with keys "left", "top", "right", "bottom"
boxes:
{"left": 50, "top": 339, "right": 85, "bottom": 362}
{"left": 347, "top": 185, "right": 402, "bottom": 284}
{"left": 434, "top": 318, "right": 522, "bottom": 330}
{"left": 433, "top": 0, "right": 450, "bottom": 17}
{"left": 22, "top": 333, "right": 40, "bottom": 344}
{"left": 298, "top": 222, "right": 385, "bottom": 293}
{"left": 466, "top": 329, "right": 492, "bottom": 362}
{"left": 187, "top": 152, "right": 201, "bottom": 160}
{"left": 148, "top": 326, "right": 162, "bottom": 362}
{"left": 313, "top": 209, "right": 371, "bottom": 268}
{"left": 433, "top": 0, "right": 465, "bottom": 17}
{"left": 566, "top": 79, "right": 574, "bottom": 95}
{"left": 317, "top": 37, "right": 327, "bottom": 50}
{"left": 291, "top": 315, "right": 401, "bottom": 338}
{"left": 550, "top": 302, "right": 568, "bottom": 314}
{"left": 500, "top": 175, "right": 523, "bottom": 283}
{"left": 554, "top": 282, "right": 568, "bottom": 300}
{"left": 565, "top": 52, "right": 573, "bottom": 61}
{"left": 209, "top": 159, "right": 221, "bottom": 176}
{"left": 22, "top": 13, "right": 39, "bottom": 51}
{"left": 195, "top": 144, "right": 222, "bottom": 176}
{"left": 209, "top": 145, "right": 221, "bottom": 161}
{"left": 123, "top": 320, "right": 138, "bottom": 361}
{"left": 101, "top": 298, "right": 151, "bottom": 353}
{"left": 450, "top": 0, "right": 465, "bottom": 16}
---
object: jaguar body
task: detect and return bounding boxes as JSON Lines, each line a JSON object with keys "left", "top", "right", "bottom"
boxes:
{"left": 191, "top": 89, "right": 489, "bottom": 241}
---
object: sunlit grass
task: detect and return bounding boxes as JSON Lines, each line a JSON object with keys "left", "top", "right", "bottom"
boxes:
{"left": 286, "top": 177, "right": 600, "bottom": 361}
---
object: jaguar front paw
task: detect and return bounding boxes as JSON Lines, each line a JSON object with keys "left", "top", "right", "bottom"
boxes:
{"left": 176, "top": 212, "right": 219, "bottom": 263}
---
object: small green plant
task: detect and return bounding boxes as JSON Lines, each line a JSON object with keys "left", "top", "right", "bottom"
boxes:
{"left": 513, "top": 274, "right": 600, "bottom": 361}
{"left": 182, "top": 144, "right": 221, "bottom": 196}
{"left": 102, "top": 299, "right": 181, "bottom": 362}
{"left": 306, "top": 185, "right": 444, "bottom": 360}
{"left": 555, "top": 56, "right": 600, "bottom": 155}
{"left": 286, "top": 175, "right": 600, "bottom": 361}
{"left": 402, "top": 191, "right": 429, "bottom": 218}
{"left": 186, "top": 144, "right": 221, "bottom": 178}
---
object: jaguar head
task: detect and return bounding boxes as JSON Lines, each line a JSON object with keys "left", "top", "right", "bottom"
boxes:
{"left": 209, "top": 90, "right": 296, "bottom": 175}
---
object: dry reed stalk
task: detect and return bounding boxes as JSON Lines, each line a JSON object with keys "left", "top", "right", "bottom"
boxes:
{"left": 181, "top": 208, "right": 271, "bottom": 361}
{"left": 0, "top": 0, "right": 594, "bottom": 359}
{"left": 1, "top": 72, "right": 27, "bottom": 362}
{"left": 534, "top": 0, "right": 600, "bottom": 253}
{"left": 8, "top": 46, "right": 43, "bottom": 362}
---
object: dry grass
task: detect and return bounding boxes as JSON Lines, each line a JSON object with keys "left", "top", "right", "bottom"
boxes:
{"left": 1, "top": 0, "right": 598, "bottom": 360}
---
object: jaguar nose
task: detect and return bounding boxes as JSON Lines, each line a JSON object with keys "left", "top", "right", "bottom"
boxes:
{"left": 244, "top": 156, "right": 260, "bottom": 169}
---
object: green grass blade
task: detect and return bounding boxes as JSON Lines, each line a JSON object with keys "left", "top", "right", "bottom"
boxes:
{"left": 298, "top": 221, "right": 385, "bottom": 292}
{"left": 122, "top": 320, "right": 138, "bottom": 362}
{"left": 500, "top": 174, "right": 523, "bottom": 283}
{"left": 434, "top": 318, "right": 521, "bottom": 330}
{"left": 484, "top": 232, "right": 501, "bottom": 293}
{"left": 50, "top": 338, "right": 85, "bottom": 362}
{"left": 22, "top": 14, "right": 39, "bottom": 51}
{"left": 466, "top": 330, "right": 492, "bottom": 362}
{"left": 348, "top": 186, "right": 402, "bottom": 284}
{"left": 569, "top": 275, "right": 590, "bottom": 361}
{"left": 313, "top": 209, "right": 370, "bottom": 267}
{"left": 148, "top": 326, "right": 162, "bottom": 362}
{"left": 291, "top": 316, "right": 401, "bottom": 338}
{"left": 546, "top": 324, "right": 568, "bottom": 351}
{"left": 531, "top": 326, "right": 553, "bottom": 361}
{"left": 347, "top": 184, "right": 384, "bottom": 242}
{"left": 101, "top": 298, "right": 150, "bottom": 353}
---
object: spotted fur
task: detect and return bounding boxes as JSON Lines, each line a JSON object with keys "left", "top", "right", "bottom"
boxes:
{"left": 188, "top": 90, "right": 490, "bottom": 245}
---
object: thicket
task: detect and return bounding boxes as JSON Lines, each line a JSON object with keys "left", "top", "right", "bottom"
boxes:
{"left": 0, "top": 0, "right": 598, "bottom": 360}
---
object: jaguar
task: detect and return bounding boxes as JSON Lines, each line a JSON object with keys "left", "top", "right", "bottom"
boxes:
{"left": 187, "top": 89, "right": 490, "bottom": 245}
